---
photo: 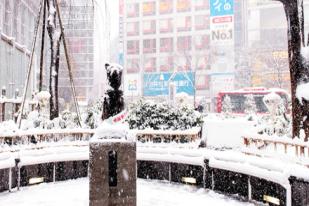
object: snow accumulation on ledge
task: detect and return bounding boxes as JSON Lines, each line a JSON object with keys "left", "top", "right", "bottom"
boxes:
{"left": 1, "top": 137, "right": 309, "bottom": 186}
{"left": 90, "top": 122, "right": 134, "bottom": 143}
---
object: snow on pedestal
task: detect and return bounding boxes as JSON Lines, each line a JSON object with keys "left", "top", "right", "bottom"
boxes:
{"left": 89, "top": 123, "right": 136, "bottom": 206}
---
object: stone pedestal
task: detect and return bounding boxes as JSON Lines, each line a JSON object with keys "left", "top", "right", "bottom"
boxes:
{"left": 89, "top": 141, "right": 136, "bottom": 206}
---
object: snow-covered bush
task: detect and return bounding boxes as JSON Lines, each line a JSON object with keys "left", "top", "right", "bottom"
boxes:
{"left": 222, "top": 95, "right": 233, "bottom": 116}
{"left": 126, "top": 99, "right": 203, "bottom": 130}
{"left": 256, "top": 92, "right": 291, "bottom": 137}
{"left": 21, "top": 109, "right": 79, "bottom": 130}
{"left": 0, "top": 120, "right": 18, "bottom": 134}
{"left": 83, "top": 99, "right": 103, "bottom": 129}
{"left": 244, "top": 94, "right": 258, "bottom": 115}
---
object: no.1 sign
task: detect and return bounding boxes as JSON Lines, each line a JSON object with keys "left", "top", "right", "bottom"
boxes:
{"left": 210, "top": 15, "right": 234, "bottom": 45}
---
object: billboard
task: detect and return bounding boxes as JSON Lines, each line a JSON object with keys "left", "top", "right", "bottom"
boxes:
{"left": 210, "top": 0, "right": 234, "bottom": 45}
{"left": 124, "top": 74, "right": 140, "bottom": 96}
{"left": 210, "top": 0, "right": 234, "bottom": 17}
{"left": 143, "top": 72, "right": 195, "bottom": 96}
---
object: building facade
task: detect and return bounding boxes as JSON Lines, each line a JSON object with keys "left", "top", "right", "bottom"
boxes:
{"left": 58, "top": 0, "right": 94, "bottom": 103}
{"left": 120, "top": 0, "right": 246, "bottom": 110}
{"left": 247, "top": 1, "right": 290, "bottom": 91}
{"left": 0, "top": 0, "right": 39, "bottom": 98}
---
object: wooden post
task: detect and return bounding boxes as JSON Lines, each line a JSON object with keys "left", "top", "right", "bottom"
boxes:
{"left": 0, "top": 103, "right": 5, "bottom": 122}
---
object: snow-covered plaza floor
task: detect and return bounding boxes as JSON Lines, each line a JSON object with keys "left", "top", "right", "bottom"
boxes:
{"left": 0, "top": 178, "right": 254, "bottom": 206}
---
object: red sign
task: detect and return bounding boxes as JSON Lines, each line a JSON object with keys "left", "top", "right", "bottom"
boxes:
{"left": 212, "top": 16, "right": 233, "bottom": 24}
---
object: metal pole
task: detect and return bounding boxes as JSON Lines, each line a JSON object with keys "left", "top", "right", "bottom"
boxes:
{"left": 54, "top": 0, "right": 82, "bottom": 127}
{"left": 18, "top": 0, "right": 44, "bottom": 129}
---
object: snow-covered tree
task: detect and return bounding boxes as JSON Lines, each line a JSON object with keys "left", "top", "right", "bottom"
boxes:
{"left": 47, "top": 0, "right": 62, "bottom": 120}
{"left": 222, "top": 95, "right": 233, "bottom": 116}
{"left": 275, "top": 0, "right": 309, "bottom": 140}
{"left": 257, "top": 93, "right": 291, "bottom": 137}
{"left": 84, "top": 99, "right": 103, "bottom": 129}
{"left": 244, "top": 94, "right": 258, "bottom": 119}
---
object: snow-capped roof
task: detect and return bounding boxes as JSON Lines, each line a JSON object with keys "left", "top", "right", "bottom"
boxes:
{"left": 218, "top": 87, "right": 288, "bottom": 95}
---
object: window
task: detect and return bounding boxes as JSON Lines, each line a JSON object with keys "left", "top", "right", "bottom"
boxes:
{"left": 176, "top": 16, "right": 191, "bottom": 32}
{"left": 108, "top": 151, "right": 117, "bottom": 187}
{"left": 176, "top": 56, "right": 191, "bottom": 71}
{"left": 196, "top": 75, "right": 210, "bottom": 90}
{"left": 195, "top": 35, "right": 209, "bottom": 50}
{"left": 196, "top": 55, "right": 210, "bottom": 70}
{"left": 159, "top": 0, "right": 173, "bottom": 14}
{"left": 4, "top": 0, "right": 12, "bottom": 35}
{"left": 160, "top": 38, "right": 173, "bottom": 52}
{"left": 127, "top": 59, "right": 140, "bottom": 73}
{"left": 144, "top": 57, "right": 156, "bottom": 72}
{"left": 143, "top": 20, "right": 156, "bottom": 35}
{"left": 177, "top": 36, "right": 191, "bottom": 51}
{"left": 143, "top": 39, "right": 156, "bottom": 53}
{"left": 195, "top": 15, "right": 209, "bottom": 30}
{"left": 126, "top": 3, "right": 139, "bottom": 18}
{"left": 194, "top": 0, "right": 209, "bottom": 10}
{"left": 159, "top": 18, "right": 173, "bottom": 33}
{"left": 13, "top": 0, "right": 20, "bottom": 41}
{"left": 127, "top": 40, "right": 139, "bottom": 55}
{"left": 159, "top": 56, "right": 173, "bottom": 72}
{"left": 177, "top": 0, "right": 191, "bottom": 12}
{"left": 127, "top": 22, "right": 139, "bottom": 36}
{"left": 143, "top": 1, "right": 156, "bottom": 16}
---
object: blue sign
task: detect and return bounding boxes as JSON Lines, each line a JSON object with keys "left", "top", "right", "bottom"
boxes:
{"left": 143, "top": 72, "right": 195, "bottom": 96}
{"left": 210, "top": 0, "right": 234, "bottom": 17}
{"left": 118, "top": 53, "right": 124, "bottom": 66}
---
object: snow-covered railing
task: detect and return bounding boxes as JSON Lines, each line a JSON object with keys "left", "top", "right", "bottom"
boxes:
{"left": 243, "top": 135, "right": 309, "bottom": 164}
{"left": 0, "top": 129, "right": 94, "bottom": 146}
{"left": 133, "top": 127, "right": 202, "bottom": 143}
{"left": 0, "top": 97, "right": 37, "bottom": 122}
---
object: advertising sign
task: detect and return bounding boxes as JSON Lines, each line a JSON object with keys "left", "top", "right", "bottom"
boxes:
{"left": 143, "top": 72, "right": 195, "bottom": 96}
{"left": 210, "top": 0, "right": 234, "bottom": 17}
{"left": 124, "top": 74, "right": 140, "bottom": 96}
{"left": 210, "top": 16, "right": 234, "bottom": 45}
{"left": 210, "top": 0, "right": 234, "bottom": 45}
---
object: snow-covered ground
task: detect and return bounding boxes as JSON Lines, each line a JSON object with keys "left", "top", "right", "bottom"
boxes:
{"left": 0, "top": 178, "right": 253, "bottom": 206}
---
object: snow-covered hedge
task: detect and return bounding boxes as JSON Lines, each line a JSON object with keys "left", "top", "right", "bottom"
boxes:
{"left": 126, "top": 100, "right": 203, "bottom": 130}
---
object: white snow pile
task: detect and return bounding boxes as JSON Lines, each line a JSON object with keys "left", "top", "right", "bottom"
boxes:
{"left": 301, "top": 46, "right": 309, "bottom": 62}
{"left": 263, "top": 91, "right": 281, "bottom": 103}
{"left": 36, "top": 91, "right": 51, "bottom": 101}
{"left": 92, "top": 122, "right": 132, "bottom": 142}
{"left": 0, "top": 120, "right": 18, "bottom": 135}
{"left": 203, "top": 114, "right": 256, "bottom": 149}
{"left": 296, "top": 82, "right": 309, "bottom": 104}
